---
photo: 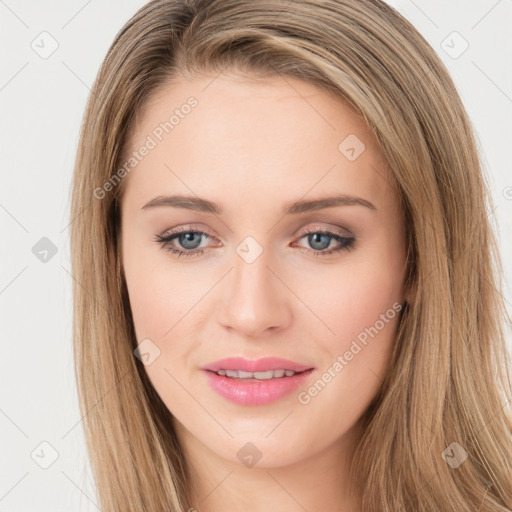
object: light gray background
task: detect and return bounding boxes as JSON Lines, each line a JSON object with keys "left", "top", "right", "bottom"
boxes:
{"left": 1, "top": 1, "right": 511, "bottom": 511}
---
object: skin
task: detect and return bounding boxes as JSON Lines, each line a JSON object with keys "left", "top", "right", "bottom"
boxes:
{"left": 120, "top": 70, "right": 411, "bottom": 512}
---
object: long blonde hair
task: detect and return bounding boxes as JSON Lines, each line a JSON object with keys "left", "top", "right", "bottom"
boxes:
{"left": 69, "top": 1, "right": 512, "bottom": 510}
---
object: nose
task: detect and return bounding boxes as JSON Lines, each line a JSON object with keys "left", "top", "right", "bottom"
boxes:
{"left": 217, "top": 247, "right": 292, "bottom": 337}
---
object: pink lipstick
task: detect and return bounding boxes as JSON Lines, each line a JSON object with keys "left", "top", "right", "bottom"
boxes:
{"left": 201, "top": 357, "right": 315, "bottom": 406}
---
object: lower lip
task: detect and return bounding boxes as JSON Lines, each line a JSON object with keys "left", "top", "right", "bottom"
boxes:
{"left": 202, "top": 369, "right": 315, "bottom": 406}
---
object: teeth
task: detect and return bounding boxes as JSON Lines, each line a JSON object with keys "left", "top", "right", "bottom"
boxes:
{"left": 216, "top": 369, "right": 298, "bottom": 379}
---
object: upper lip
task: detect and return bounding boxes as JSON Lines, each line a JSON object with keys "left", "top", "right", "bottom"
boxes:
{"left": 201, "top": 357, "right": 314, "bottom": 373}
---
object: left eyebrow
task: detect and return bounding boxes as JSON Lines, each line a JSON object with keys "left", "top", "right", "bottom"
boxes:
{"left": 140, "top": 194, "right": 377, "bottom": 215}
{"left": 282, "top": 195, "right": 377, "bottom": 214}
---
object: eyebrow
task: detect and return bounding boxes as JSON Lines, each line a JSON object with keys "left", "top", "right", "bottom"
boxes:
{"left": 141, "top": 194, "right": 377, "bottom": 215}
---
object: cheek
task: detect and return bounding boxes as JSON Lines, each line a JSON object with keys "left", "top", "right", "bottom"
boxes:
{"left": 122, "top": 223, "right": 202, "bottom": 340}
{"left": 123, "top": 254, "right": 197, "bottom": 399}
{"left": 294, "top": 243, "right": 404, "bottom": 411}
{"left": 294, "top": 282, "right": 402, "bottom": 440}
{"left": 297, "top": 251, "right": 404, "bottom": 346}
{"left": 309, "top": 278, "right": 400, "bottom": 387}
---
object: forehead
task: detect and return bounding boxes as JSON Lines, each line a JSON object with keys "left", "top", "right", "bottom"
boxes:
{"left": 120, "top": 72, "right": 396, "bottom": 215}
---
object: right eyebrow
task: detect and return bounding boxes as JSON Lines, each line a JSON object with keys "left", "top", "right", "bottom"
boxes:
{"left": 141, "top": 195, "right": 222, "bottom": 214}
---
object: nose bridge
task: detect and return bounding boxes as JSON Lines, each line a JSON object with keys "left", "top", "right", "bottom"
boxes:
{"left": 233, "top": 247, "right": 271, "bottom": 297}
{"left": 218, "top": 241, "right": 290, "bottom": 335}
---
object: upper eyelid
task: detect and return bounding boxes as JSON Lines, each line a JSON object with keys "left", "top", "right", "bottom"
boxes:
{"left": 296, "top": 225, "right": 352, "bottom": 237}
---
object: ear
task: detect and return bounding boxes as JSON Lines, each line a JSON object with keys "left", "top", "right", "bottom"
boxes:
{"left": 402, "top": 278, "right": 416, "bottom": 306}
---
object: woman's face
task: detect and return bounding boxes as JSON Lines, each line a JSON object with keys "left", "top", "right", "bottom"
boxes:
{"left": 120, "top": 71, "right": 409, "bottom": 469}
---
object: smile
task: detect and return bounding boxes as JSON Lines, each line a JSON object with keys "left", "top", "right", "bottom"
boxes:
{"left": 202, "top": 368, "right": 315, "bottom": 406}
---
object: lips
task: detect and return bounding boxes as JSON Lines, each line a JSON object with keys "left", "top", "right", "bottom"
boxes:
{"left": 200, "top": 357, "right": 315, "bottom": 405}
{"left": 201, "top": 356, "right": 313, "bottom": 374}
{"left": 202, "top": 367, "right": 315, "bottom": 406}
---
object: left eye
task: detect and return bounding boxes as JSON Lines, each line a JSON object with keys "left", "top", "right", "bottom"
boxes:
{"left": 292, "top": 230, "right": 356, "bottom": 257}
{"left": 154, "top": 228, "right": 356, "bottom": 259}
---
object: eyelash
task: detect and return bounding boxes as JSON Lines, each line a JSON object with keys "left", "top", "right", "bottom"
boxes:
{"left": 154, "top": 225, "right": 356, "bottom": 259}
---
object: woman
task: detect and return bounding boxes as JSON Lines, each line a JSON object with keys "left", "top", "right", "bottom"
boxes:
{"left": 69, "top": 0, "right": 512, "bottom": 510}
